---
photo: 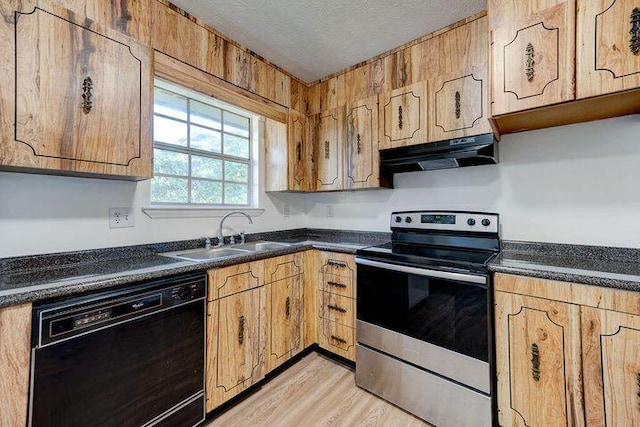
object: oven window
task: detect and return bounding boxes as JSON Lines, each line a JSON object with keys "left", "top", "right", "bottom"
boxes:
{"left": 357, "top": 263, "right": 488, "bottom": 362}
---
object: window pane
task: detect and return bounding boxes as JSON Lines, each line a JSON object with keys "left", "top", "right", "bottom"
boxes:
{"left": 224, "top": 134, "right": 250, "bottom": 159}
{"left": 154, "top": 149, "right": 188, "bottom": 176}
{"left": 151, "top": 176, "right": 188, "bottom": 203}
{"left": 154, "top": 88, "right": 187, "bottom": 120}
{"left": 191, "top": 101, "right": 221, "bottom": 129}
{"left": 224, "top": 161, "right": 248, "bottom": 183}
{"left": 154, "top": 116, "right": 188, "bottom": 146}
{"left": 190, "top": 125, "right": 222, "bottom": 153}
{"left": 223, "top": 111, "right": 250, "bottom": 137}
{"left": 191, "top": 155, "right": 222, "bottom": 179}
{"left": 192, "top": 180, "right": 222, "bottom": 204}
{"left": 224, "top": 183, "right": 248, "bottom": 205}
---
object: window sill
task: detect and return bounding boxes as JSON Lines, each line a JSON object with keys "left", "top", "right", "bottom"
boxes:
{"left": 142, "top": 206, "right": 265, "bottom": 219}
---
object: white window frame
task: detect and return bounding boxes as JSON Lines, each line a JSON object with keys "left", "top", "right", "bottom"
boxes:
{"left": 147, "top": 79, "right": 262, "bottom": 216}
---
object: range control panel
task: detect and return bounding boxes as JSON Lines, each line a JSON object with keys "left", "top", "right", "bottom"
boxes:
{"left": 390, "top": 211, "right": 499, "bottom": 234}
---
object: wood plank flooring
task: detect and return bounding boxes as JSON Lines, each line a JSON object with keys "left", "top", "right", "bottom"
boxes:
{"left": 205, "top": 352, "right": 431, "bottom": 427}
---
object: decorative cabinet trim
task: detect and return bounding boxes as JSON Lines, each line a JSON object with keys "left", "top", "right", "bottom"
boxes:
{"left": 594, "top": 0, "right": 640, "bottom": 79}
{"left": 434, "top": 73, "right": 484, "bottom": 132}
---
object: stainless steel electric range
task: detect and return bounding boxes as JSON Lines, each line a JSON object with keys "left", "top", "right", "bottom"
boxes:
{"left": 355, "top": 210, "right": 499, "bottom": 427}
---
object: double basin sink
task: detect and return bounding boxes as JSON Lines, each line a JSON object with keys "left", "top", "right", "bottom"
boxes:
{"left": 160, "top": 241, "right": 291, "bottom": 263}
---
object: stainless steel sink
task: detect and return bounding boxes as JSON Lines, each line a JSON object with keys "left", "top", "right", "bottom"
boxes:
{"left": 160, "top": 247, "right": 252, "bottom": 262}
{"left": 236, "top": 241, "right": 291, "bottom": 251}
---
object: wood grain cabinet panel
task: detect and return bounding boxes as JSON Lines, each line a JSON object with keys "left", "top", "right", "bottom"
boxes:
{"left": 0, "top": 303, "right": 32, "bottom": 427}
{"left": 207, "top": 261, "right": 264, "bottom": 300}
{"left": 344, "top": 96, "right": 381, "bottom": 190}
{"left": 206, "top": 287, "right": 266, "bottom": 412}
{"left": 490, "top": 1, "right": 576, "bottom": 116}
{"left": 319, "top": 291, "right": 355, "bottom": 327}
{"left": 311, "top": 106, "right": 344, "bottom": 191}
{"left": 264, "top": 118, "right": 289, "bottom": 192}
{"left": 582, "top": 307, "right": 640, "bottom": 426}
{"left": 318, "top": 319, "right": 356, "bottom": 361}
{"left": 577, "top": 0, "right": 640, "bottom": 99}
{"left": 429, "top": 66, "right": 491, "bottom": 141}
{"left": 494, "top": 291, "right": 584, "bottom": 427}
{"left": 0, "top": 1, "right": 152, "bottom": 179}
{"left": 379, "top": 81, "right": 428, "bottom": 150}
{"left": 287, "top": 110, "right": 311, "bottom": 192}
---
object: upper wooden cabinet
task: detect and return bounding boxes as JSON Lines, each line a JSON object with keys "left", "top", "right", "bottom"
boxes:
{"left": 311, "top": 107, "right": 344, "bottom": 191}
{"left": 379, "top": 81, "right": 429, "bottom": 150}
{"left": 577, "top": 0, "right": 640, "bottom": 99}
{"left": 345, "top": 96, "right": 380, "bottom": 189}
{"left": 0, "top": 1, "right": 152, "bottom": 179}
{"left": 287, "top": 110, "right": 312, "bottom": 192}
{"left": 489, "top": 0, "right": 576, "bottom": 116}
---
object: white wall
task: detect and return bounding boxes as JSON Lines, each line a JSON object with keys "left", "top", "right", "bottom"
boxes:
{"left": 305, "top": 115, "right": 640, "bottom": 248}
{"left": 2, "top": 115, "right": 639, "bottom": 258}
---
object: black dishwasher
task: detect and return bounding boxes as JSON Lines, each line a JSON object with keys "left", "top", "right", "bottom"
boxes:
{"left": 29, "top": 273, "right": 206, "bottom": 427}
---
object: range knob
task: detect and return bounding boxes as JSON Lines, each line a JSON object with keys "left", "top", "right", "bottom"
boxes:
{"left": 395, "top": 216, "right": 402, "bottom": 223}
{"left": 481, "top": 218, "right": 491, "bottom": 227}
{"left": 467, "top": 218, "right": 476, "bottom": 226}
{"left": 405, "top": 216, "right": 413, "bottom": 223}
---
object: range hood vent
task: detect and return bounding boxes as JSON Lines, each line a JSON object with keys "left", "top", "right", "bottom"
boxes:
{"left": 380, "top": 133, "right": 497, "bottom": 174}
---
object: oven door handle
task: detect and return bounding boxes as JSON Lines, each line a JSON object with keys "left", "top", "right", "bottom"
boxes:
{"left": 355, "top": 257, "right": 487, "bottom": 285}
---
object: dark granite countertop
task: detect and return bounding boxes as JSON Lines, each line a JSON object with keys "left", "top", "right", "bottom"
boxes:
{"left": 0, "top": 228, "right": 389, "bottom": 307}
{"left": 490, "top": 241, "right": 640, "bottom": 291}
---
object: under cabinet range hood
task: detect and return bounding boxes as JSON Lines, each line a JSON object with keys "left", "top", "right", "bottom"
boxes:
{"left": 380, "top": 133, "right": 497, "bottom": 174}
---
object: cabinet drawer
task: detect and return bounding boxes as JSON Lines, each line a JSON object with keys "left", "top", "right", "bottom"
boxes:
{"left": 207, "top": 261, "right": 264, "bottom": 300}
{"left": 319, "top": 252, "right": 356, "bottom": 297}
{"left": 320, "top": 275, "right": 354, "bottom": 298}
{"left": 319, "top": 292, "right": 355, "bottom": 327}
{"left": 319, "top": 319, "right": 355, "bottom": 361}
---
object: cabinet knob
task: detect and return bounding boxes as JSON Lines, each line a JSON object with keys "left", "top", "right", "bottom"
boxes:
{"left": 238, "top": 315, "right": 245, "bottom": 345}
{"left": 525, "top": 43, "right": 535, "bottom": 81}
{"left": 455, "top": 91, "right": 461, "bottom": 119}
{"left": 82, "top": 77, "right": 93, "bottom": 114}
{"left": 285, "top": 297, "right": 291, "bottom": 318}
{"left": 398, "top": 106, "right": 403, "bottom": 130}
{"left": 631, "top": 8, "right": 640, "bottom": 54}
{"left": 531, "top": 343, "right": 540, "bottom": 381}
{"left": 356, "top": 133, "right": 361, "bottom": 154}
{"left": 324, "top": 140, "right": 330, "bottom": 159}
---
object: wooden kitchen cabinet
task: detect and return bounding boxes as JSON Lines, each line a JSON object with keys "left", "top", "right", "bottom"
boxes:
{"left": 311, "top": 106, "right": 345, "bottom": 191}
{"left": 344, "top": 96, "right": 383, "bottom": 190}
{"left": 379, "top": 81, "right": 429, "bottom": 150}
{"left": 494, "top": 290, "right": 583, "bottom": 427}
{"left": 264, "top": 253, "right": 304, "bottom": 371}
{"left": 489, "top": 0, "right": 576, "bottom": 116}
{"left": 577, "top": 0, "right": 640, "bottom": 99}
{"left": 0, "top": 0, "right": 152, "bottom": 179}
{"left": 0, "top": 303, "right": 32, "bottom": 427}
{"left": 287, "top": 110, "right": 312, "bottom": 191}
{"left": 206, "top": 262, "right": 266, "bottom": 412}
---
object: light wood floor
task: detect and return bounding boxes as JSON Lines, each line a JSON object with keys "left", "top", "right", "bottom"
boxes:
{"left": 205, "top": 352, "right": 431, "bottom": 427}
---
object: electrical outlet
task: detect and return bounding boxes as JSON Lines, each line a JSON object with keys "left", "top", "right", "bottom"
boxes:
{"left": 109, "top": 207, "right": 135, "bottom": 229}
{"left": 282, "top": 203, "right": 290, "bottom": 217}
{"left": 326, "top": 205, "right": 334, "bottom": 217}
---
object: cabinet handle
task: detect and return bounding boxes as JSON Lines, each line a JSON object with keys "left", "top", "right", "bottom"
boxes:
{"left": 238, "top": 315, "right": 245, "bottom": 345}
{"left": 531, "top": 343, "right": 540, "bottom": 381}
{"left": 455, "top": 91, "right": 461, "bottom": 119}
{"left": 285, "top": 297, "right": 291, "bottom": 318}
{"left": 324, "top": 140, "right": 330, "bottom": 159}
{"left": 398, "top": 106, "right": 403, "bottom": 130}
{"left": 327, "top": 281, "right": 347, "bottom": 289}
{"left": 297, "top": 141, "right": 302, "bottom": 161}
{"left": 327, "top": 260, "right": 347, "bottom": 268}
{"left": 327, "top": 304, "right": 347, "bottom": 313}
{"left": 356, "top": 134, "right": 361, "bottom": 154}
{"left": 525, "top": 43, "right": 535, "bottom": 81}
{"left": 331, "top": 335, "right": 347, "bottom": 344}
{"left": 631, "top": 8, "right": 640, "bottom": 54}
{"left": 82, "top": 77, "right": 93, "bottom": 114}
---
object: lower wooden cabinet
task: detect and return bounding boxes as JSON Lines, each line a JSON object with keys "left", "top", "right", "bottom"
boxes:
{"left": 494, "top": 272, "right": 640, "bottom": 427}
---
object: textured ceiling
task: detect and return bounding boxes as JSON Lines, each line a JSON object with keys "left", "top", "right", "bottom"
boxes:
{"left": 169, "top": 0, "right": 487, "bottom": 83}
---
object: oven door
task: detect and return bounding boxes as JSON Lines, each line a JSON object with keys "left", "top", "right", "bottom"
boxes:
{"left": 356, "top": 257, "right": 490, "bottom": 393}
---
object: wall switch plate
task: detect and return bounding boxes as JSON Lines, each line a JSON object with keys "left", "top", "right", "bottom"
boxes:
{"left": 326, "top": 205, "right": 334, "bottom": 217}
{"left": 109, "top": 207, "right": 135, "bottom": 229}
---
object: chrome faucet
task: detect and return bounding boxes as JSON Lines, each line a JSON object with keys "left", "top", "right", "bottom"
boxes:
{"left": 217, "top": 211, "right": 253, "bottom": 246}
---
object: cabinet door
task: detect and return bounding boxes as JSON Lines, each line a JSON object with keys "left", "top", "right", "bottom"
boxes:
{"left": 206, "top": 287, "right": 265, "bottom": 411}
{"left": 2, "top": 1, "right": 152, "bottom": 179}
{"left": 494, "top": 291, "right": 584, "bottom": 427}
{"left": 264, "top": 118, "right": 289, "bottom": 192}
{"left": 577, "top": 0, "right": 640, "bottom": 98}
{"left": 379, "top": 81, "right": 428, "bottom": 149}
{"left": 490, "top": 1, "right": 575, "bottom": 116}
{"left": 582, "top": 306, "right": 640, "bottom": 426}
{"left": 311, "top": 106, "right": 344, "bottom": 191}
{"left": 287, "top": 110, "right": 311, "bottom": 191}
{"left": 429, "top": 66, "right": 492, "bottom": 141}
{"left": 265, "top": 274, "right": 303, "bottom": 371}
{"left": 345, "top": 96, "right": 380, "bottom": 189}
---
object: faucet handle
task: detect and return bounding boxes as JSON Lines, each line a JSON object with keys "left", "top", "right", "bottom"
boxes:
{"left": 204, "top": 237, "right": 211, "bottom": 249}
{"left": 240, "top": 231, "right": 246, "bottom": 245}
{"left": 229, "top": 235, "right": 236, "bottom": 245}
